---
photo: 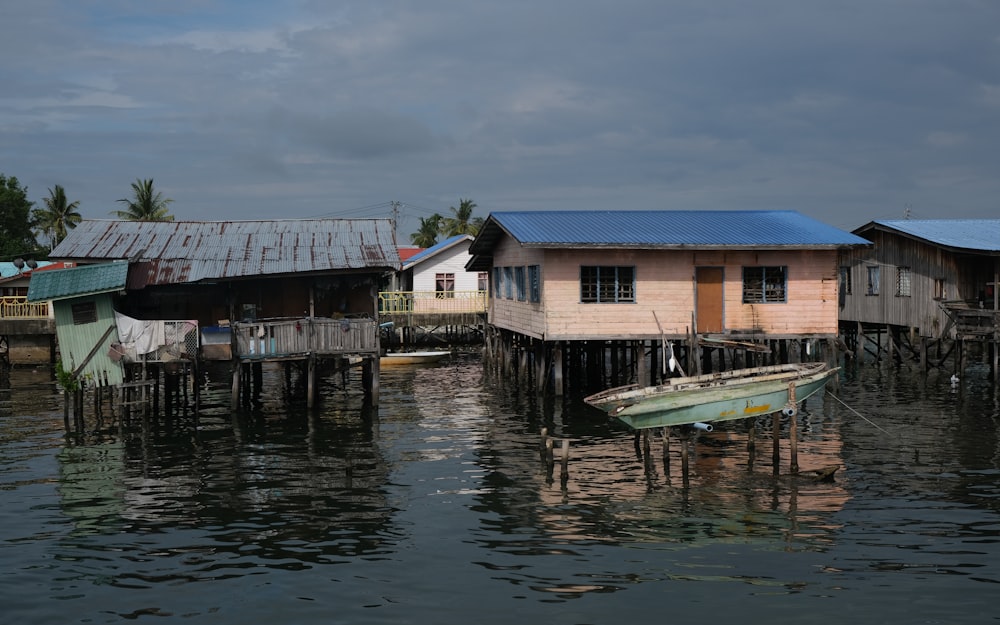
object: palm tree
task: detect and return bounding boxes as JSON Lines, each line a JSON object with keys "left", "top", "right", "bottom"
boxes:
{"left": 112, "top": 178, "right": 175, "bottom": 221}
{"left": 410, "top": 214, "right": 442, "bottom": 247}
{"left": 33, "top": 184, "right": 82, "bottom": 249}
{"left": 441, "top": 198, "right": 482, "bottom": 236}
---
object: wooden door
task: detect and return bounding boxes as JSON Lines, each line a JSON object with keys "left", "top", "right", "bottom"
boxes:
{"left": 696, "top": 267, "right": 723, "bottom": 334}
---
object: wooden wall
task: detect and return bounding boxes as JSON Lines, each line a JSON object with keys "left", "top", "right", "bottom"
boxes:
{"left": 410, "top": 242, "right": 482, "bottom": 292}
{"left": 839, "top": 230, "right": 999, "bottom": 338}
{"left": 488, "top": 237, "right": 841, "bottom": 341}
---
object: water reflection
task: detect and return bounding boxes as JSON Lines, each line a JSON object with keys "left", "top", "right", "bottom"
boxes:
{"left": 2, "top": 355, "right": 999, "bottom": 623}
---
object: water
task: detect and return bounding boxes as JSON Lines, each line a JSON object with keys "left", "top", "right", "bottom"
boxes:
{"left": 1, "top": 355, "right": 998, "bottom": 624}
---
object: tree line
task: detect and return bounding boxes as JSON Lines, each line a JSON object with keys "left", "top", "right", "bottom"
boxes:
{"left": 409, "top": 198, "right": 484, "bottom": 247}
{"left": 1, "top": 169, "right": 484, "bottom": 261}
{"left": 0, "top": 174, "right": 176, "bottom": 260}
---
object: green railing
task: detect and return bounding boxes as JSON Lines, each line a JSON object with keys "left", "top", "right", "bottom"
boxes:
{"left": 0, "top": 296, "right": 49, "bottom": 319}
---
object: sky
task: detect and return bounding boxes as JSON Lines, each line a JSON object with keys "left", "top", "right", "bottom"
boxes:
{"left": 3, "top": 0, "right": 999, "bottom": 244}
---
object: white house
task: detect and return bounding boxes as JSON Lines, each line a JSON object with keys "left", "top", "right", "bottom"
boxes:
{"left": 403, "top": 234, "right": 486, "bottom": 295}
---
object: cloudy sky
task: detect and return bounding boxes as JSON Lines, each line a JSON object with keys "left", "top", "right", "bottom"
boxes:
{"left": 3, "top": 1, "right": 999, "bottom": 241}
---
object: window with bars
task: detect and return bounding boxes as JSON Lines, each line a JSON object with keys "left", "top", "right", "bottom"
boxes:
{"left": 580, "top": 266, "right": 635, "bottom": 303}
{"left": 742, "top": 266, "right": 787, "bottom": 303}
{"left": 839, "top": 266, "right": 852, "bottom": 295}
{"left": 478, "top": 272, "right": 489, "bottom": 291}
{"left": 895, "top": 267, "right": 911, "bottom": 297}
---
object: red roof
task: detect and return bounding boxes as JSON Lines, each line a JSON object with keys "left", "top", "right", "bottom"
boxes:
{"left": 397, "top": 247, "right": 425, "bottom": 262}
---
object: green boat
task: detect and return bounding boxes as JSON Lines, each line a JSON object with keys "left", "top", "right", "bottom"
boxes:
{"left": 583, "top": 362, "right": 838, "bottom": 430}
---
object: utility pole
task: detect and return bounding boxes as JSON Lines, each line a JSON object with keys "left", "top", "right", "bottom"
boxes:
{"left": 390, "top": 201, "right": 402, "bottom": 243}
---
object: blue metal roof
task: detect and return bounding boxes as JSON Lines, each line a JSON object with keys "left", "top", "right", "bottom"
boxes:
{"left": 403, "top": 234, "right": 472, "bottom": 268}
{"left": 861, "top": 219, "right": 1000, "bottom": 252}
{"left": 0, "top": 260, "right": 54, "bottom": 279}
{"left": 476, "top": 210, "right": 868, "bottom": 249}
{"left": 27, "top": 262, "right": 129, "bottom": 302}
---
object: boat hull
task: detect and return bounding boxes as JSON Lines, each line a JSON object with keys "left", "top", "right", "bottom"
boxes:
{"left": 584, "top": 363, "right": 838, "bottom": 430}
{"left": 380, "top": 351, "right": 450, "bottom": 366}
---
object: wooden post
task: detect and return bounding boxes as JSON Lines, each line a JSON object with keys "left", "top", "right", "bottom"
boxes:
{"left": 747, "top": 420, "right": 756, "bottom": 471}
{"left": 231, "top": 362, "right": 240, "bottom": 411}
{"left": 788, "top": 381, "right": 798, "bottom": 474}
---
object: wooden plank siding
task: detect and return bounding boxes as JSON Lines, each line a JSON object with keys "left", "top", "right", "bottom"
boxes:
{"left": 488, "top": 236, "right": 841, "bottom": 341}
{"left": 838, "top": 229, "right": 999, "bottom": 338}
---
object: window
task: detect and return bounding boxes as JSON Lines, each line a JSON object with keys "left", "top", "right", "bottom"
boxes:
{"left": 742, "top": 266, "right": 787, "bottom": 303}
{"left": 528, "top": 265, "right": 541, "bottom": 303}
{"left": 866, "top": 266, "right": 880, "bottom": 296}
{"left": 71, "top": 301, "right": 97, "bottom": 325}
{"left": 934, "top": 278, "right": 947, "bottom": 300}
{"left": 477, "top": 272, "right": 489, "bottom": 291}
{"left": 493, "top": 267, "right": 502, "bottom": 297}
{"left": 896, "top": 267, "right": 911, "bottom": 297}
{"left": 839, "top": 266, "right": 852, "bottom": 295}
{"left": 435, "top": 273, "right": 455, "bottom": 298}
{"left": 515, "top": 266, "right": 526, "bottom": 301}
{"left": 580, "top": 266, "right": 635, "bottom": 303}
{"left": 504, "top": 267, "right": 514, "bottom": 299}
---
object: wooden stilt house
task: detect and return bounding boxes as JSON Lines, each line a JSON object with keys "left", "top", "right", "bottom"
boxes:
{"left": 466, "top": 210, "right": 870, "bottom": 394}
{"left": 840, "top": 219, "right": 1000, "bottom": 376}
{"left": 46, "top": 218, "right": 400, "bottom": 408}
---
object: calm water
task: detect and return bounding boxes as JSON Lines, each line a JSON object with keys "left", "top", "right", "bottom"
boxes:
{"left": 1, "top": 354, "right": 998, "bottom": 624}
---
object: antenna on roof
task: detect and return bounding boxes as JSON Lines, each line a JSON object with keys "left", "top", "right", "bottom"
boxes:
{"left": 903, "top": 203, "right": 911, "bottom": 219}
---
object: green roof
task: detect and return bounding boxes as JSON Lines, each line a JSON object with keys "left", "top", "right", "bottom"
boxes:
{"left": 26, "top": 262, "right": 129, "bottom": 302}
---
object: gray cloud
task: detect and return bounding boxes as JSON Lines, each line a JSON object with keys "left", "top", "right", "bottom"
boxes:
{"left": 2, "top": 0, "right": 999, "bottom": 237}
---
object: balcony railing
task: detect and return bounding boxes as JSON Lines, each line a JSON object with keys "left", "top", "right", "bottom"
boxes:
{"left": 378, "top": 290, "right": 488, "bottom": 315}
{"left": 0, "top": 296, "right": 49, "bottom": 319}
{"left": 231, "top": 317, "right": 378, "bottom": 360}
{"left": 940, "top": 300, "right": 1000, "bottom": 337}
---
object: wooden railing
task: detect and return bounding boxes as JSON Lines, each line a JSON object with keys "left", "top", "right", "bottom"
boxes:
{"left": 0, "top": 296, "right": 49, "bottom": 319}
{"left": 231, "top": 317, "right": 378, "bottom": 360}
{"left": 940, "top": 300, "right": 1000, "bottom": 337}
{"left": 378, "top": 290, "right": 488, "bottom": 315}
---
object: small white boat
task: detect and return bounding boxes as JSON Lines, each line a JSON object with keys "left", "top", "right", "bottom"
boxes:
{"left": 380, "top": 350, "right": 451, "bottom": 366}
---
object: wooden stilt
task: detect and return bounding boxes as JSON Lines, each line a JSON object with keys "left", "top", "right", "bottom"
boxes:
{"left": 553, "top": 343, "right": 564, "bottom": 396}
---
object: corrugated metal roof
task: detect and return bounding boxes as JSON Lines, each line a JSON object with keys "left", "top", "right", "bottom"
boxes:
{"left": 469, "top": 210, "right": 869, "bottom": 255}
{"left": 49, "top": 219, "right": 401, "bottom": 285}
{"left": 858, "top": 219, "right": 1000, "bottom": 252}
{"left": 403, "top": 234, "right": 472, "bottom": 268}
{"left": 26, "top": 262, "right": 129, "bottom": 302}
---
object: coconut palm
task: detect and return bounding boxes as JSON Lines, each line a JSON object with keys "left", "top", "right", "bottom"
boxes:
{"left": 112, "top": 178, "right": 175, "bottom": 221}
{"left": 441, "top": 198, "right": 483, "bottom": 236}
{"left": 410, "top": 214, "right": 442, "bottom": 247}
{"left": 33, "top": 184, "right": 82, "bottom": 249}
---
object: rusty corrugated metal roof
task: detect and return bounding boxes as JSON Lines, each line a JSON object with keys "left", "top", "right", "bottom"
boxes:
{"left": 50, "top": 219, "right": 400, "bottom": 286}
